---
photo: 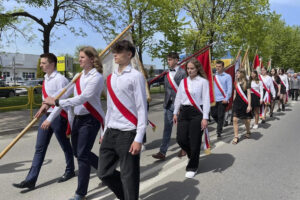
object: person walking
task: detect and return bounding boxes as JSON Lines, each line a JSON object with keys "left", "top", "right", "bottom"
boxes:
{"left": 44, "top": 47, "right": 105, "bottom": 200}
{"left": 152, "top": 52, "right": 187, "bottom": 160}
{"left": 250, "top": 70, "right": 263, "bottom": 129}
{"left": 211, "top": 60, "right": 232, "bottom": 138}
{"left": 173, "top": 58, "right": 210, "bottom": 178}
{"left": 232, "top": 69, "right": 252, "bottom": 144}
{"left": 13, "top": 53, "right": 75, "bottom": 190}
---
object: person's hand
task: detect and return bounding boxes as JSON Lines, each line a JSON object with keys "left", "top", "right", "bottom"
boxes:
{"left": 173, "top": 115, "right": 178, "bottom": 124}
{"left": 260, "top": 101, "right": 263, "bottom": 105}
{"left": 129, "top": 141, "right": 142, "bottom": 155}
{"left": 222, "top": 100, "right": 228, "bottom": 104}
{"left": 41, "top": 120, "right": 51, "bottom": 130}
{"left": 246, "top": 106, "right": 252, "bottom": 113}
{"left": 43, "top": 97, "right": 56, "bottom": 106}
{"left": 35, "top": 104, "right": 49, "bottom": 118}
{"left": 201, "top": 119, "right": 208, "bottom": 130}
{"left": 277, "top": 92, "right": 280, "bottom": 97}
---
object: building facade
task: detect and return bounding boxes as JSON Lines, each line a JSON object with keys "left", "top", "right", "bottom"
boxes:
{"left": 0, "top": 53, "right": 39, "bottom": 82}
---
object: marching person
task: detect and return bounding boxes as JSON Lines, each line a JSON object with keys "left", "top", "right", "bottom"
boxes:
{"left": 278, "top": 68, "right": 289, "bottom": 111}
{"left": 290, "top": 73, "right": 300, "bottom": 101}
{"left": 270, "top": 68, "right": 281, "bottom": 114}
{"left": 211, "top": 60, "right": 232, "bottom": 138}
{"left": 232, "top": 69, "right": 252, "bottom": 144}
{"left": 152, "top": 52, "right": 187, "bottom": 160}
{"left": 97, "top": 40, "right": 148, "bottom": 200}
{"left": 44, "top": 46, "right": 105, "bottom": 200}
{"left": 259, "top": 67, "right": 276, "bottom": 123}
{"left": 250, "top": 70, "right": 263, "bottom": 129}
{"left": 173, "top": 58, "right": 210, "bottom": 178}
{"left": 13, "top": 53, "right": 75, "bottom": 190}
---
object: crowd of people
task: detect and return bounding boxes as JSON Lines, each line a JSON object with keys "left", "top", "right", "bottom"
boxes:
{"left": 10, "top": 40, "right": 298, "bottom": 200}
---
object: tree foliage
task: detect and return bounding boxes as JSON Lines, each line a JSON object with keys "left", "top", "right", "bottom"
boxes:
{"left": 0, "top": 0, "right": 112, "bottom": 53}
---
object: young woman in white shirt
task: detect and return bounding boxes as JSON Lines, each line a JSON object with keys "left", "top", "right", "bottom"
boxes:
{"left": 44, "top": 46, "right": 105, "bottom": 200}
{"left": 250, "top": 70, "right": 263, "bottom": 129}
{"left": 173, "top": 58, "right": 210, "bottom": 178}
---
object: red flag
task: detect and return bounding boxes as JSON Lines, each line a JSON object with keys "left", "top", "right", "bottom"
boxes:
{"left": 225, "top": 64, "right": 235, "bottom": 111}
{"left": 254, "top": 54, "right": 260, "bottom": 69}
{"left": 196, "top": 49, "right": 215, "bottom": 105}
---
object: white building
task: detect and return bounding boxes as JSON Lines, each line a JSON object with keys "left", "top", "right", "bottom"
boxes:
{"left": 0, "top": 53, "right": 39, "bottom": 81}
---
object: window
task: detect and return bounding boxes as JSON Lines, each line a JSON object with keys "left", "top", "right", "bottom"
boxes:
{"left": 3, "top": 72, "right": 10, "bottom": 78}
{"left": 23, "top": 72, "right": 35, "bottom": 79}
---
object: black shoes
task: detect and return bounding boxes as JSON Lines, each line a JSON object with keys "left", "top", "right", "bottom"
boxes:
{"left": 261, "top": 119, "right": 266, "bottom": 124}
{"left": 58, "top": 172, "right": 75, "bottom": 183}
{"left": 12, "top": 180, "right": 35, "bottom": 190}
{"left": 217, "top": 132, "right": 222, "bottom": 138}
{"left": 152, "top": 152, "right": 166, "bottom": 160}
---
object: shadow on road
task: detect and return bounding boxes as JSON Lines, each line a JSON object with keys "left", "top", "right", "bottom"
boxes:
{"left": 198, "top": 153, "right": 235, "bottom": 173}
{"left": 141, "top": 179, "right": 200, "bottom": 200}
{"left": 0, "top": 159, "right": 51, "bottom": 174}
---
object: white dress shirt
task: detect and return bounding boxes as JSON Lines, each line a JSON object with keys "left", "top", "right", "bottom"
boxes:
{"left": 260, "top": 75, "right": 276, "bottom": 98}
{"left": 251, "top": 80, "right": 264, "bottom": 102}
{"left": 169, "top": 66, "right": 180, "bottom": 78}
{"left": 50, "top": 68, "right": 105, "bottom": 123}
{"left": 105, "top": 65, "right": 148, "bottom": 143}
{"left": 43, "top": 71, "right": 69, "bottom": 122}
{"left": 173, "top": 76, "right": 210, "bottom": 119}
{"left": 279, "top": 74, "right": 289, "bottom": 91}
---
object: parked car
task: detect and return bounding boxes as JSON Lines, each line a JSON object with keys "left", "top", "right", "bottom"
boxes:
{"left": 15, "top": 80, "right": 43, "bottom": 95}
{"left": 0, "top": 80, "right": 15, "bottom": 98}
{"left": 5, "top": 76, "right": 25, "bottom": 86}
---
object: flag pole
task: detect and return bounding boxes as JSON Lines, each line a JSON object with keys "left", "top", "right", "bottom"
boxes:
{"left": 0, "top": 22, "right": 136, "bottom": 159}
{"left": 99, "top": 21, "right": 135, "bottom": 59}
{"left": 251, "top": 49, "right": 258, "bottom": 69}
{"left": 241, "top": 46, "right": 249, "bottom": 69}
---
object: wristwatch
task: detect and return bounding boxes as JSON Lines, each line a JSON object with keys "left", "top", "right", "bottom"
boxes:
{"left": 55, "top": 99, "right": 60, "bottom": 107}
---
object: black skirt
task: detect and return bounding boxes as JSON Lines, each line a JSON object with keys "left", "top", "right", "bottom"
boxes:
{"left": 251, "top": 93, "right": 260, "bottom": 108}
{"left": 233, "top": 93, "right": 253, "bottom": 119}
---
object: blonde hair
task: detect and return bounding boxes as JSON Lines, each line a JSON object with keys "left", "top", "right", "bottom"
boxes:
{"left": 79, "top": 46, "right": 103, "bottom": 73}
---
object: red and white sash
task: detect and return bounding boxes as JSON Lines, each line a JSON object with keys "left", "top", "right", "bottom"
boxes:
{"left": 75, "top": 77, "right": 104, "bottom": 130}
{"left": 183, "top": 78, "right": 210, "bottom": 154}
{"left": 214, "top": 75, "right": 226, "bottom": 98}
{"left": 272, "top": 77, "right": 279, "bottom": 89}
{"left": 279, "top": 76, "right": 286, "bottom": 88}
{"left": 107, "top": 74, "right": 156, "bottom": 131}
{"left": 251, "top": 88, "right": 260, "bottom": 98}
{"left": 42, "top": 81, "right": 71, "bottom": 137}
{"left": 258, "top": 75, "right": 271, "bottom": 104}
{"left": 166, "top": 72, "right": 178, "bottom": 93}
{"left": 235, "top": 82, "right": 248, "bottom": 104}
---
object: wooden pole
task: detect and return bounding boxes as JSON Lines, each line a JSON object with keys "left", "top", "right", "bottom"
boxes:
{"left": 241, "top": 46, "right": 249, "bottom": 69}
{"left": 99, "top": 21, "right": 135, "bottom": 59}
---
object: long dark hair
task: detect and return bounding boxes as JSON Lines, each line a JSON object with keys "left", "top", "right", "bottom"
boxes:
{"left": 186, "top": 57, "right": 207, "bottom": 79}
{"left": 250, "top": 70, "right": 259, "bottom": 84}
{"left": 237, "top": 69, "right": 247, "bottom": 90}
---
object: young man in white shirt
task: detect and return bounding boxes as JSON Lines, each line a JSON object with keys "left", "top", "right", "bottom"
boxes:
{"left": 13, "top": 53, "right": 75, "bottom": 190}
{"left": 97, "top": 40, "right": 147, "bottom": 200}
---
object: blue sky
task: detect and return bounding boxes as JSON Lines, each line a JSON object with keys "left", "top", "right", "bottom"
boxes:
{"left": 1, "top": 0, "right": 300, "bottom": 69}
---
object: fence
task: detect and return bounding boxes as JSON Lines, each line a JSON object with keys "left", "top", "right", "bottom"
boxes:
{"left": 0, "top": 86, "right": 42, "bottom": 119}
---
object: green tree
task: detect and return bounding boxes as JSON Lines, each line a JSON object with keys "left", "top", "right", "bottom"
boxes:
{"left": 0, "top": 0, "right": 112, "bottom": 53}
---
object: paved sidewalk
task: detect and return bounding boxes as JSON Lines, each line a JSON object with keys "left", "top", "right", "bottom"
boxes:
{"left": 0, "top": 93, "right": 164, "bottom": 135}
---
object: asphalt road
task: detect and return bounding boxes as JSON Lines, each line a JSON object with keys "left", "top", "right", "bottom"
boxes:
{"left": 1, "top": 100, "right": 300, "bottom": 200}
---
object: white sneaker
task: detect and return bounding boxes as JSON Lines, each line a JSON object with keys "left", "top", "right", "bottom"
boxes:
{"left": 185, "top": 171, "right": 196, "bottom": 178}
{"left": 141, "top": 144, "right": 146, "bottom": 152}
{"left": 253, "top": 124, "right": 258, "bottom": 129}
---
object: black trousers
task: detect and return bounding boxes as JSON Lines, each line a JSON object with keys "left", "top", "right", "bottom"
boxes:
{"left": 211, "top": 101, "right": 228, "bottom": 134}
{"left": 72, "top": 114, "right": 100, "bottom": 196}
{"left": 291, "top": 89, "right": 299, "bottom": 100}
{"left": 177, "top": 106, "right": 203, "bottom": 172}
{"left": 98, "top": 128, "right": 140, "bottom": 200}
